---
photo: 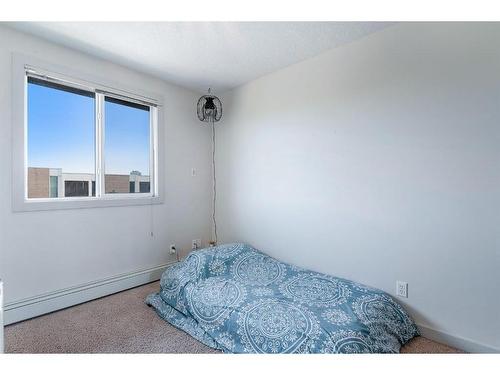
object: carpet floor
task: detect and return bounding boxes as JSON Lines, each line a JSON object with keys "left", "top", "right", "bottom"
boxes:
{"left": 4, "top": 282, "right": 463, "bottom": 354}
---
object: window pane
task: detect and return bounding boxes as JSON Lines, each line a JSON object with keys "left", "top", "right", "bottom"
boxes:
{"left": 65, "top": 180, "right": 89, "bottom": 197}
{"left": 139, "top": 181, "right": 150, "bottom": 193}
{"left": 27, "top": 77, "right": 95, "bottom": 199}
{"left": 104, "top": 97, "right": 150, "bottom": 194}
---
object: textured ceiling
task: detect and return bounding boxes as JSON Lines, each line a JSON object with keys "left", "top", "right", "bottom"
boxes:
{"left": 8, "top": 22, "right": 394, "bottom": 93}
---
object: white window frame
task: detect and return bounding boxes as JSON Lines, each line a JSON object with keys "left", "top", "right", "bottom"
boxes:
{"left": 12, "top": 54, "right": 164, "bottom": 211}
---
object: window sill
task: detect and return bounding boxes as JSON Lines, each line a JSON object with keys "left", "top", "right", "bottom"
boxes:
{"left": 12, "top": 195, "right": 163, "bottom": 212}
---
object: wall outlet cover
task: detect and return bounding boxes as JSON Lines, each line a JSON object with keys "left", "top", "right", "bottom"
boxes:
{"left": 396, "top": 281, "right": 408, "bottom": 298}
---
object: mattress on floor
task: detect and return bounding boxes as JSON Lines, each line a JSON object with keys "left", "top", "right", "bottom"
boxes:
{"left": 146, "top": 243, "right": 419, "bottom": 353}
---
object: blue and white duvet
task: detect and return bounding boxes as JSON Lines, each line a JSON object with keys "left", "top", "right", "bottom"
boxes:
{"left": 146, "top": 243, "right": 418, "bottom": 353}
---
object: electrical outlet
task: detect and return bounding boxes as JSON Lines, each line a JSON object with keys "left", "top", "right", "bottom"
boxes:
{"left": 169, "top": 244, "right": 177, "bottom": 255}
{"left": 396, "top": 281, "right": 408, "bottom": 298}
{"left": 192, "top": 239, "right": 201, "bottom": 250}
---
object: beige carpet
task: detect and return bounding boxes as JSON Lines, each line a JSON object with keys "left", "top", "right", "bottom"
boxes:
{"left": 4, "top": 282, "right": 463, "bottom": 354}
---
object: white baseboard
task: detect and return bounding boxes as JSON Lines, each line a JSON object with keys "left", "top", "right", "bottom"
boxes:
{"left": 3, "top": 262, "right": 173, "bottom": 325}
{"left": 417, "top": 324, "right": 499, "bottom": 353}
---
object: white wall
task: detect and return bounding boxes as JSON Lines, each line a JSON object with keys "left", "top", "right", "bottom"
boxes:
{"left": 0, "top": 26, "right": 212, "bottom": 309}
{"left": 217, "top": 23, "right": 500, "bottom": 351}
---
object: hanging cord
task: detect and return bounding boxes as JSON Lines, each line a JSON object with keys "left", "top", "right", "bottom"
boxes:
{"left": 149, "top": 196, "right": 154, "bottom": 238}
{"left": 212, "top": 118, "right": 218, "bottom": 245}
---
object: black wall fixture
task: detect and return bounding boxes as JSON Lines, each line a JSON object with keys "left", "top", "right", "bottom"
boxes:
{"left": 197, "top": 88, "right": 222, "bottom": 123}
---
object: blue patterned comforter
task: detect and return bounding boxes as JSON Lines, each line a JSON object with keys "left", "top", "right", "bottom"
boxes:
{"left": 146, "top": 243, "right": 418, "bottom": 353}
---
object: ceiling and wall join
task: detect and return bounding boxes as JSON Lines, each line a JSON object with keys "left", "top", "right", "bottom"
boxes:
{"left": 7, "top": 22, "right": 394, "bottom": 93}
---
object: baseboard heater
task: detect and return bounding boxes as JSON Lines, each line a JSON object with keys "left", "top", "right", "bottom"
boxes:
{"left": 2, "top": 263, "right": 172, "bottom": 327}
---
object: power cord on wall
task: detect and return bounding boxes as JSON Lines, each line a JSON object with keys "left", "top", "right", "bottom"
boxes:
{"left": 211, "top": 119, "right": 218, "bottom": 245}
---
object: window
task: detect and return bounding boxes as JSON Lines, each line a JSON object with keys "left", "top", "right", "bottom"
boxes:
{"left": 26, "top": 76, "right": 156, "bottom": 201}
{"left": 49, "top": 176, "right": 58, "bottom": 198}
{"left": 140, "top": 182, "right": 150, "bottom": 193}
{"left": 12, "top": 56, "right": 162, "bottom": 211}
{"left": 104, "top": 97, "right": 151, "bottom": 194}
{"left": 27, "top": 77, "right": 96, "bottom": 199}
{"left": 65, "top": 181, "right": 89, "bottom": 197}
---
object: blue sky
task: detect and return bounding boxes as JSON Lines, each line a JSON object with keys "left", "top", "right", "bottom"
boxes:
{"left": 28, "top": 82, "right": 150, "bottom": 176}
